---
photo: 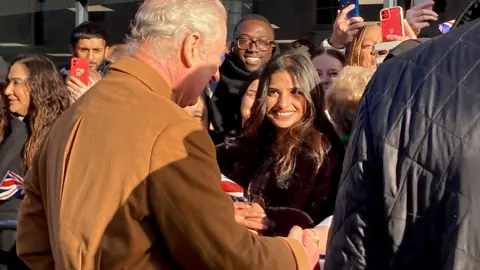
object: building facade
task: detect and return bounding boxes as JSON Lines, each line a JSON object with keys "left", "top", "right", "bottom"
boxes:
{"left": 0, "top": 0, "right": 407, "bottom": 77}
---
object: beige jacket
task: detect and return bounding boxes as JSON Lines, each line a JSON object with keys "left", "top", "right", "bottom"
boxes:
{"left": 16, "top": 57, "right": 308, "bottom": 269}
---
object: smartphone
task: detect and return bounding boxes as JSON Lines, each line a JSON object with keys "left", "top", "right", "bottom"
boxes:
{"left": 70, "top": 57, "right": 89, "bottom": 86}
{"left": 380, "top": 6, "right": 405, "bottom": 42}
{"left": 413, "top": 0, "right": 433, "bottom": 10}
{"left": 339, "top": 0, "right": 360, "bottom": 18}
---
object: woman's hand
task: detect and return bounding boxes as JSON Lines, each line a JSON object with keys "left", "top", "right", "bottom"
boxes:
{"left": 234, "top": 202, "right": 270, "bottom": 235}
{"left": 406, "top": 1, "right": 438, "bottom": 35}
{"left": 329, "top": 4, "right": 365, "bottom": 48}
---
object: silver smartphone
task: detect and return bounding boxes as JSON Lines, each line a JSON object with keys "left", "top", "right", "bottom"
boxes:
{"left": 413, "top": 0, "right": 433, "bottom": 10}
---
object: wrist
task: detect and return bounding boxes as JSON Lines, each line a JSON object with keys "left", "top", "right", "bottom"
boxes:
{"left": 328, "top": 37, "right": 345, "bottom": 49}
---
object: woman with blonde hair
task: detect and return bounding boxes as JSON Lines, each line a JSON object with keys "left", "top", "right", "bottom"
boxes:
{"left": 345, "top": 22, "right": 382, "bottom": 68}
{"left": 325, "top": 65, "right": 376, "bottom": 144}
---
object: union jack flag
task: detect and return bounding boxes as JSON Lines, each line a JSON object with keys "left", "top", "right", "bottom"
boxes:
{"left": 221, "top": 174, "right": 246, "bottom": 202}
{"left": 0, "top": 170, "right": 24, "bottom": 200}
{"left": 439, "top": 20, "right": 455, "bottom": 34}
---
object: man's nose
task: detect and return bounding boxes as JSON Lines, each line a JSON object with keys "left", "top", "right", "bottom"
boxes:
{"left": 87, "top": 51, "right": 95, "bottom": 61}
{"left": 247, "top": 42, "right": 260, "bottom": 53}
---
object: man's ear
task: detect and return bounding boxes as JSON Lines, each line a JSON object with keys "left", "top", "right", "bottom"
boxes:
{"left": 105, "top": 46, "right": 111, "bottom": 59}
{"left": 68, "top": 44, "right": 75, "bottom": 56}
{"left": 181, "top": 32, "right": 201, "bottom": 68}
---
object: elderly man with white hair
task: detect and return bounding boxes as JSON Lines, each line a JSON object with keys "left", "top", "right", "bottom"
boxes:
{"left": 15, "top": 0, "right": 321, "bottom": 269}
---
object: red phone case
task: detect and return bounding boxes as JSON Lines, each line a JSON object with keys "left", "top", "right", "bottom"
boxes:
{"left": 70, "top": 58, "right": 90, "bottom": 86}
{"left": 380, "top": 6, "right": 405, "bottom": 42}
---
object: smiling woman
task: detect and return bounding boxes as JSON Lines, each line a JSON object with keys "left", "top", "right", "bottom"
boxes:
{"left": 0, "top": 55, "right": 70, "bottom": 269}
{"left": 216, "top": 49, "right": 342, "bottom": 237}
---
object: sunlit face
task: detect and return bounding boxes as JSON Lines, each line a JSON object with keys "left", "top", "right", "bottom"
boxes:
{"left": 233, "top": 20, "right": 275, "bottom": 72}
{"left": 179, "top": 24, "right": 227, "bottom": 108}
{"left": 240, "top": 79, "right": 259, "bottom": 126}
{"left": 312, "top": 53, "right": 344, "bottom": 92}
{"left": 71, "top": 38, "right": 108, "bottom": 70}
{"left": 359, "top": 25, "right": 382, "bottom": 68}
{"left": 183, "top": 95, "right": 208, "bottom": 128}
{"left": 266, "top": 71, "right": 306, "bottom": 131}
{"left": 4, "top": 63, "right": 30, "bottom": 116}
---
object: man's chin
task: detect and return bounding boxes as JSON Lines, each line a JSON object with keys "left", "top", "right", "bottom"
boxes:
{"left": 242, "top": 62, "right": 260, "bottom": 72}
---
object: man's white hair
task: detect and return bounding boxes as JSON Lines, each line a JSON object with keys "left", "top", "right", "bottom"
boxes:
{"left": 127, "top": 0, "right": 227, "bottom": 60}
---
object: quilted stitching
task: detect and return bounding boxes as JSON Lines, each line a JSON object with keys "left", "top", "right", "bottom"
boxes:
{"left": 325, "top": 19, "right": 480, "bottom": 270}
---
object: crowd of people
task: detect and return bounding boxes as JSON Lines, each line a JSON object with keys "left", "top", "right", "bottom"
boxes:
{"left": 1, "top": 0, "right": 480, "bottom": 269}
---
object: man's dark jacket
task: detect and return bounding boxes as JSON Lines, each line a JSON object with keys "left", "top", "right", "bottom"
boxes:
{"left": 325, "top": 19, "right": 480, "bottom": 270}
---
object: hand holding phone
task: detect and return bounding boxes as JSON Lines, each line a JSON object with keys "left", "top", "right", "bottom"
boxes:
{"left": 413, "top": 0, "right": 434, "bottom": 10}
{"left": 406, "top": 1, "right": 438, "bottom": 33}
{"left": 339, "top": 0, "right": 359, "bottom": 19}
{"left": 329, "top": 4, "right": 365, "bottom": 48}
{"left": 380, "top": 6, "right": 405, "bottom": 42}
{"left": 70, "top": 57, "right": 89, "bottom": 86}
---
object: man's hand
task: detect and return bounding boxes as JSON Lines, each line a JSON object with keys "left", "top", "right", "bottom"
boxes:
{"left": 406, "top": 1, "right": 438, "bottom": 34}
{"left": 288, "top": 226, "right": 322, "bottom": 270}
{"left": 234, "top": 202, "right": 270, "bottom": 235}
{"left": 66, "top": 70, "right": 101, "bottom": 101}
{"left": 329, "top": 4, "right": 365, "bottom": 48}
{"left": 386, "top": 20, "right": 418, "bottom": 42}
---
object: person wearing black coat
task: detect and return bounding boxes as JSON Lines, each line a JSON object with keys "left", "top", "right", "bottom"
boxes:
{"left": 0, "top": 115, "right": 28, "bottom": 269}
{"left": 209, "top": 14, "right": 279, "bottom": 144}
{"left": 325, "top": 19, "right": 480, "bottom": 270}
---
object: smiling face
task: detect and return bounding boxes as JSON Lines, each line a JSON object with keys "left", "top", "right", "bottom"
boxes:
{"left": 266, "top": 71, "right": 306, "bottom": 131}
{"left": 233, "top": 19, "right": 275, "bottom": 72}
{"left": 4, "top": 63, "right": 30, "bottom": 116}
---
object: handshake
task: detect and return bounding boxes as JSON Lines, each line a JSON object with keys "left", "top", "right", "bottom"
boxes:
{"left": 234, "top": 202, "right": 325, "bottom": 270}
{"left": 288, "top": 225, "right": 323, "bottom": 270}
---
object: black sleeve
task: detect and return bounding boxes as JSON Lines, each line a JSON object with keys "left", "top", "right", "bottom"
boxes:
{"left": 324, "top": 96, "right": 389, "bottom": 270}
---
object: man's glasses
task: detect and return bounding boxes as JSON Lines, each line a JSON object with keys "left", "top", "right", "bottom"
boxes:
{"left": 235, "top": 38, "right": 274, "bottom": 52}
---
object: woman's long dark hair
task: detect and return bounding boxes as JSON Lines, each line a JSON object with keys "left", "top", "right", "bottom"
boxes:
{"left": 242, "top": 50, "right": 329, "bottom": 179}
{"left": 0, "top": 55, "right": 71, "bottom": 167}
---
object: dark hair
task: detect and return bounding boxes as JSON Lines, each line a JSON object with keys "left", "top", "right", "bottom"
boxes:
{"left": 0, "top": 55, "right": 71, "bottom": 167}
{"left": 239, "top": 67, "right": 264, "bottom": 98}
{"left": 242, "top": 50, "right": 329, "bottom": 180}
{"left": 311, "top": 47, "right": 347, "bottom": 66}
{"left": 70, "top": 21, "right": 108, "bottom": 47}
{"left": 289, "top": 39, "right": 318, "bottom": 56}
{"left": 233, "top": 14, "right": 274, "bottom": 37}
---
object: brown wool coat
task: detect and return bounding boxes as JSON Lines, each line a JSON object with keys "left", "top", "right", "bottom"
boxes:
{"left": 15, "top": 57, "right": 308, "bottom": 270}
